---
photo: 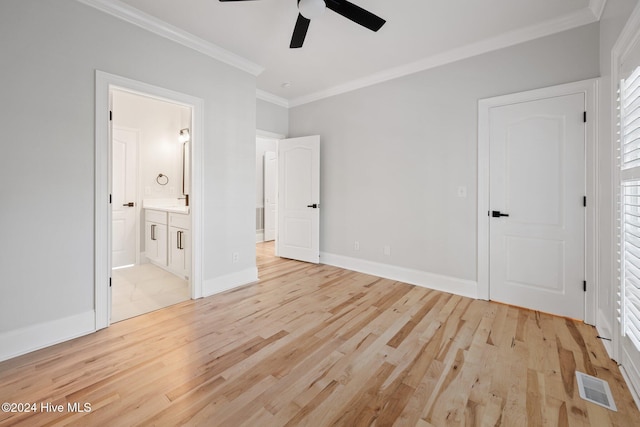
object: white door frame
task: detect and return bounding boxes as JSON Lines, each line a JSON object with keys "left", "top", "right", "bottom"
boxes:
{"left": 477, "top": 78, "right": 598, "bottom": 324}
{"left": 95, "top": 70, "right": 204, "bottom": 329}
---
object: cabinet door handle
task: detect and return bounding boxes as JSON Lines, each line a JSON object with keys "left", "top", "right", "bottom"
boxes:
{"left": 177, "top": 230, "right": 183, "bottom": 250}
{"left": 151, "top": 224, "right": 156, "bottom": 241}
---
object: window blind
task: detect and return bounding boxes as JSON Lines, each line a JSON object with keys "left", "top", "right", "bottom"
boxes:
{"left": 623, "top": 181, "right": 640, "bottom": 349}
{"left": 622, "top": 67, "right": 640, "bottom": 170}
{"left": 620, "top": 65, "right": 640, "bottom": 352}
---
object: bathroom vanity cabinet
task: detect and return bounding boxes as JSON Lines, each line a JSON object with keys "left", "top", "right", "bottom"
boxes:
{"left": 145, "top": 209, "right": 168, "bottom": 266}
{"left": 145, "top": 208, "right": 190, "bottom": 280}
{"left": 168, "top": 212, "right": 190, "bottom": 280}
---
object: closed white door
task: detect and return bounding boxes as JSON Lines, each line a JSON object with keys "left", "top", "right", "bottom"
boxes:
{"left": 112, "top": 127, "right": 138, "bottom": 268}
{"left": 489, "top": 93, "right": 585, "bottom": 319}
{"left": 277, "top": 136, "right": 320, "bottom": 263}
{"left": 264, "top": 151, "right": 277, "bottom": 242}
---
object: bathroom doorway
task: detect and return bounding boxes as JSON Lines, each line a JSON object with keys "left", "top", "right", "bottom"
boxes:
{"left": 256, "top": 131, "right": 283, "bottom": 257}
{"left": 95, "top": 71, "right": 204, "bottom": 330}
{"left": 110, "top": 89, "right": 193, "bottom": 323}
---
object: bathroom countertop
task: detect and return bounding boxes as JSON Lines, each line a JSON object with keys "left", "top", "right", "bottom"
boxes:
{"left": 143, "top": 199, "right": 189, "bottom": 214}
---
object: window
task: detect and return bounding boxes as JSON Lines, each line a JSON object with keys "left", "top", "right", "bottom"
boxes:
{"left": 618, "top": 50, "right": 640, "bottom": 395}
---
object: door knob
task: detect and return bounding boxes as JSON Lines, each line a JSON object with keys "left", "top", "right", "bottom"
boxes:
{"left": 123, "top": 202, "right": 134, "bottom": 207}
{"left": 491, "top": 210, "right": 509, "bottom": 217}
{"left": 307, "top": 203, "right": 319, "bottom": 209}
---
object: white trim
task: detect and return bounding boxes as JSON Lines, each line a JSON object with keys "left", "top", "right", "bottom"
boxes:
{"left": 256, "top": 129, "right": 286, "bottom": 140}
{"left": 76, "top": 0, "right": 263, "bottom": 76}
{"left": 598, "top": 308, "right": 615, "bottom": 357}
{"left": 202, "top": 268, "right": 259, "bottom": 297}
{"left": 289, "top": 8, "right": 599, "bottom": 107}
{"left": 477, "top": 78, "right": 599, "bottom": 324}
{"left": 256, "top": 90, "right": 290, "bottom": 108}
{"left": 589, "top": 0, "right": 608, "bottom": 20}
{"left": 0, "top": 311, "right": 95, "bottom": 362}
{"left": 621, "top": 341, "right": 640, "bottom": 408}
{"left": 256, "top": 231, "right": 265, "bottom": 243}
{"left": 620, "top": 361, "right": 640, "bottom": 410}
{"left": 95, "top": 71, "right": 205, "bottom": 330}
{"left": 321, "top": 252, "right": 478, "bottom": 300}
{"left": 77, "top": 0, "right": 600, "bottom": 108}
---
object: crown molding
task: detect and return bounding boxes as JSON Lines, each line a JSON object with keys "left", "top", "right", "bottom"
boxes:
{"left": 589, "top": 0, "right": 608, "bottom": 20}
{"left": 289, "top": 7, "right": 599, "bottom": 107}
{"left": 256, "top": 89, "right": 290, "bottom": 108}
{"left": 75, "top": 0, "right": 264, "bottom": 76}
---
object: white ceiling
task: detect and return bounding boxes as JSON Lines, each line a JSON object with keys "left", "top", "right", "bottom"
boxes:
{"left": 101, "top": 0, "right": 603, "bottom": 106}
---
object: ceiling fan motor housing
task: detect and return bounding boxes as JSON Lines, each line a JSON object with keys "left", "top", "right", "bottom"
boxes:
{"left": 298, "top": 0, "right": 326, "bottom": 19}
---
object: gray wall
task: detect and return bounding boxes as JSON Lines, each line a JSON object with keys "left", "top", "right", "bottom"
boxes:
{"left": 289, "top": 23, "right": 600, "bottom": 282}
{"left": 0, "top": 0, "right": 257, "bottom": 333}
{"left": 257, "top": 99, "right": 288, "bottom": 136}
{"left": 597, "top": 0, "right": 639, "bottom": 338}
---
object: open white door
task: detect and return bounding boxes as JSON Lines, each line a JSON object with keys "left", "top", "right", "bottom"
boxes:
{"left": 111, "top": 127, "right": 138, "bottom": 268}
{"left": 277, "top": 136, "right": 320, "bottom": 263}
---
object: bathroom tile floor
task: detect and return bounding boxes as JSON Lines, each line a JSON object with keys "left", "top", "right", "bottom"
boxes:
{"left": 111, "top": 263, "right": 190, "bottom": 323}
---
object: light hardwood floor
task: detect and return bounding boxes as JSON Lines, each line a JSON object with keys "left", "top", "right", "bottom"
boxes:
{"left": 1, "top": 242, "right": 638, "bottom": 426}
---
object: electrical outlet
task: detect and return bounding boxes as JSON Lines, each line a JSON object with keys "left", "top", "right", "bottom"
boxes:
{"left": 383, "top": 245, "right": 391, "bottom": 256}
{"left": 354, "top": 241, "right": 360, "bottom": 251}
{"left": 232, "top": 252, "right": 239, "bottom": 263}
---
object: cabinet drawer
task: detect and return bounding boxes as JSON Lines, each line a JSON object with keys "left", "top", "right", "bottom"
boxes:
{"left": 169, "top": 213, "right": 190, "bottom": 229}
{"left": 145, "top": 209, "right": 167, "bottom": 224}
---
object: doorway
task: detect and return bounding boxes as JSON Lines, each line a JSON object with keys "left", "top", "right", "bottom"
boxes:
{"left": 255, "top": 132, "right": 321, "bottom": 264}
{"left": 478, "top": 79, "right": 597, "bottom": 322}
{"left": 95, "top": 71, "right": 204, "bottom": 330}
{"left": 256, "top": 131, "right": 283, "bottom": 256}
{"left": 110, "top": 89, "right": 192, "bottom": 323}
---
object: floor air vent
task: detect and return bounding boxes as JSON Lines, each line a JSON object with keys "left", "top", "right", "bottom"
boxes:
{"left": 575, "top": 371, "right": 617, "bottom": 411}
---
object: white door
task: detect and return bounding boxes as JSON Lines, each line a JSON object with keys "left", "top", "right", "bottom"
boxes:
{"left": 489, "top": 93, "right": 585, "bottom": 319}
{"left": 112, "top": 127, "right": 138, "bottom": 268}
{"left": 277, "top": 136, "right": 320, "bottom": 263}
{"left": 264, "top": 151, "right": 277, "bottom": 242}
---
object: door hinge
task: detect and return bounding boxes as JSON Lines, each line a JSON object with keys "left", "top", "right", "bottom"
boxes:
{"left": 583, "top": 111, "right": 587, "bottom": 123}
{"left": 109, "top": 110, "right": 113, "bottom": 121}
{"left": 583, "top": 196, "right": 587, "bottom": 207}
{"left": 583, "top": 280, "right": 587, "bottom": 292}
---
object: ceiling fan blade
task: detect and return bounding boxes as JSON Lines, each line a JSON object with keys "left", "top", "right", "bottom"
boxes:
{"left": 325, "top": 0, "right": 385, "bottom": 32}
{"left": 290, "top": 13, "right": 311, "bottom": 48}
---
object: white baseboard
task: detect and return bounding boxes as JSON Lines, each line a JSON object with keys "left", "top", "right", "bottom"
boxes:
{"left": 202, "top": 267, "right": 259, "bottom": 297}
{"left": 320, "top": 252, "right": 478, "bottom": 299}
{"left": 596, "top": 308, "right": 615, "bottom": 358}
{"left": 0, "top": 311, "right": 96, "bottom": 362}
{"left": 256, "top": 231, "right": 264, "bottom": 243}
{"left": 621, "top": 347, "right": 640, "bottom": 410}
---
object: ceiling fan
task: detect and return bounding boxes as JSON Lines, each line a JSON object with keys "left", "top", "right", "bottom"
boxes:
{"left": 219, "top": 0, "right": 386, "bottom": 48}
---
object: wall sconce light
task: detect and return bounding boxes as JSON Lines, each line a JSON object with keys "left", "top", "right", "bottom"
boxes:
{"left": 178, "top": 128, "right": 190, "bottom": 143}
